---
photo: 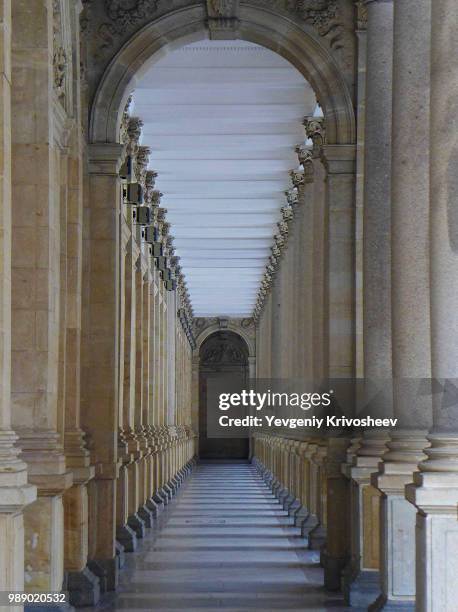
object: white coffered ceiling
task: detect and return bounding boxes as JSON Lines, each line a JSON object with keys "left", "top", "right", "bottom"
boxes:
{"left": 133, "top": 40, "right": 316, "bottom": 317}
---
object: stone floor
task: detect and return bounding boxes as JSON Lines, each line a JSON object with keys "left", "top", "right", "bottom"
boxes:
{"left": 85, "top": 462, "right": 349, "bottom": 611}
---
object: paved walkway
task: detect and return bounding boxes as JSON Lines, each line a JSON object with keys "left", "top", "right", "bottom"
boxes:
{"left": 90, "top": 462, "right": 348, "bottom": 611}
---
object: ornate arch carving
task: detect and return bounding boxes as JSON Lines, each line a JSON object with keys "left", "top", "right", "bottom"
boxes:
{"left": 88, "top": 2, "right": 356, "bottom": 145}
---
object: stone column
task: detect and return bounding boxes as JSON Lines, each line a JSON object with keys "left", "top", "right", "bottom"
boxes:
{"left": 354, "top": 0, "right": 367, "bottom": 380}
{"left": 346, "top": 1, "right": 394, "bottom": 605}
{"left": 320, "top": 143, "right": 356, "bottom": 381}
{"left": 0, "top": 0, "right": 36, "bottom": 598}
{"left": 293, "top": 150, "right": 313, "bottom": 382}
{"left": 371, "top": 1, "right": 432, "bottom": 609}
{"left": 406, "top": 1, "right": 458, "bottom": 610}
{"left": 63, "top": 135, "right": 98, "bottom": 603}
{"left": 362, "top": 0, "right": 393, "bottom": 384}
{"left": 134, "top": 255, "right": 153, "bottom": 528}
{"left": 319, "top": 142, "right": 355, "bottom": 588}
{"left": 63, "top": 6, "right": 99, "bottom": 599}
{"left": 322, "top": 437, "right": 351, "bottom": 590}
{"left": 270, "top": 273, "right": 282, "bottom": 379}
{"left": 83, "top": 143, "right": 124, "bottom": 590}
{"left": 11, "top": 0, "right": 73, "bottom": 592}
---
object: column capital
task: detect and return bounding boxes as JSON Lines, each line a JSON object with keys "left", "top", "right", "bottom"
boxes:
{"left": 303, "top": 116, "right": 325, "bottom": 158}
{"left": 88, "top": 142, "right": 125, "bottom": 175}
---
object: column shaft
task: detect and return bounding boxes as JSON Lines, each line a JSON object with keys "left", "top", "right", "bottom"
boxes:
{"left": 373, "top": 1, "right": 432, "bottom": 608}
{"left": 0, "top": 0, "right": 36, "bottom": 595}
{"left": 406, "top": 2, "right": 458, "bottom": 610}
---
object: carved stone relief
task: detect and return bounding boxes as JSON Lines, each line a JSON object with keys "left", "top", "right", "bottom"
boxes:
{"left": 53, "top": 0, "right": 73, "bottom": 111}
{"left": 83, "top": 0, "right": 356, "bottom": 102}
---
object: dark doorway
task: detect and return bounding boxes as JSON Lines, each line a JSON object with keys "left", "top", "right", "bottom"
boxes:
{"left": 199, "top": 331, "right": 250, "bottom": 460}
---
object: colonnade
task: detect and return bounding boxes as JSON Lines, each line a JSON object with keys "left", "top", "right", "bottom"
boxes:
{"left": 0, "top": 0, "right": 457, "bottom": 610}
{"left": 253, "top": 1, "right": 458, "bottom": 610}
{"left": 0, "top": 0, "right": 196, "bottom": 606}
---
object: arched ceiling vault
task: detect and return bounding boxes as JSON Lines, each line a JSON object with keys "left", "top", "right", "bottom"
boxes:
{"left": 132, "top": 40, "right": 317, "bottom": 316}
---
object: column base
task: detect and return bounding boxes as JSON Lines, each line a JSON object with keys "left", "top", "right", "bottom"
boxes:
{"left": 369, "top": 594, "right": 415, "bottom": 611}
{"left": 321, "top": 549, "right": 347, "bottom": 591}
{"left": 283, "top": 493, "right": 296, "bottom": 511}
{"left": 116, "top": 524, "right": 137, "bottom": 553}
{"left": 115, "top": 541, "right": 125, "bottom": 569}
{"left": 127, "top": 512, "right": 146, "bottom": 538}
{"left": 146, "top": 497, "right": 161, "bottom": 517}
{"left": 288, "top": 499, "right": 302, "bottom": 516}
{"left": 153, "top": 490, "right": 168, "bottom": 506}
{"left": 163, "top": 483, "right": 174, "bottom": 498}
{"left": 301, "top": 512, "right": 319, "bottom": 538}
{"left": 157, "top": 487, "right": 171, "bottom": 504}
{"left": 294, "top": 506, "right": 309, "bottom": 528}
{"left": 137, "top": 503, "right": 154, "bottom": 528}
{"left": 308, "top": 523, "right": 326, "bottom": 550}
{"left": 343, "top": 569, "right": 381, "bottom": 608}
{"left": 87, "top": 557, "right": 118, "bottom": 592}
{"left": 67, "top": 566, "right": 101, "bottom": 607}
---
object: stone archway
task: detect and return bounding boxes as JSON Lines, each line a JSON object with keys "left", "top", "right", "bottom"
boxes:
{"left": 198, "top": 331, "right": 250, "bottom": 459}
{"left": 82, "top": 0, "right": 358, "bottom": 578}
{"left": 88, "top": 2, "right": 356, "bottom": 146}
